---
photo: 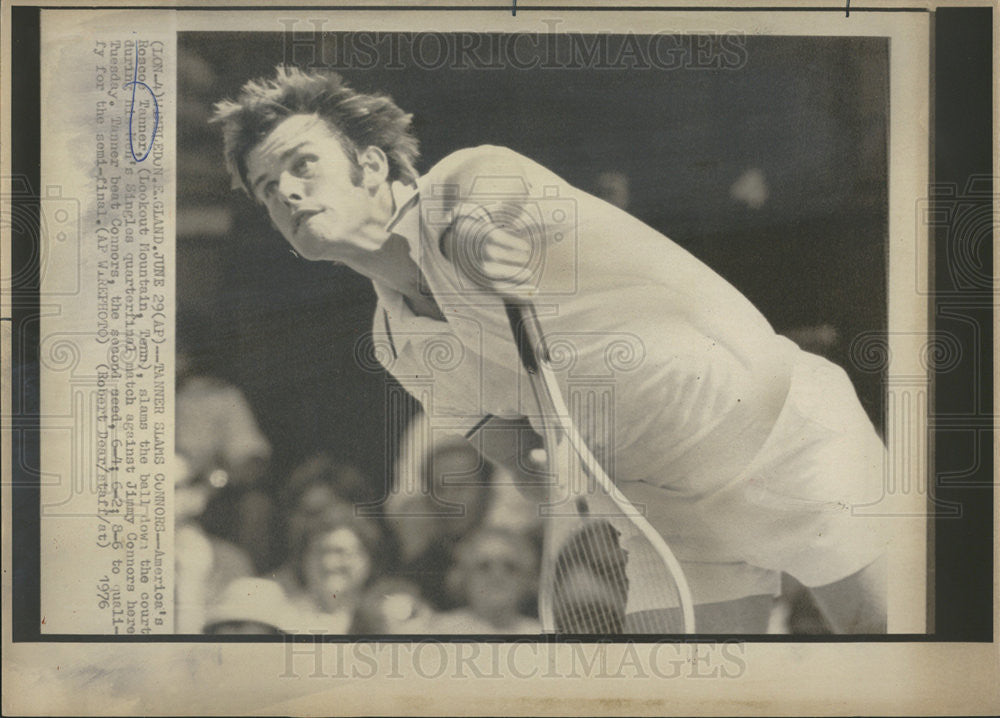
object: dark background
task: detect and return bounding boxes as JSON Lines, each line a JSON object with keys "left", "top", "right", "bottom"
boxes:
{"left": 10, "top": 8, "right": 993, "bottom": 641}
{"left": 176, "top": 31, "right": 888, "bottom": 500}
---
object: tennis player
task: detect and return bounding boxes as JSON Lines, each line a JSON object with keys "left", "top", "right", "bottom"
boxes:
{"left": 212, "top": 67, "right": 893, "bottom": 633}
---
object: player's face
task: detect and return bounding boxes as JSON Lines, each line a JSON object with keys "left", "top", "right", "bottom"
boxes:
{"left": 246, "top": 114, "right": 381, "bottom": 262}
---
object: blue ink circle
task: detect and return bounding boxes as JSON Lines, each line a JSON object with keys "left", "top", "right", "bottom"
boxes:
{"left": 126, "top": 40, "right": 159, "bottom": 163}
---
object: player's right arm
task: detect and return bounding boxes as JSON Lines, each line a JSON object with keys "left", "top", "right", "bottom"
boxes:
{"left": 439, "top": 211, "right": 535, "bottom": 296}
{"left": 431, "top": 145, "right": 559, "bottom": 298}
{"left": 424, "top": 146, "right": 565, "bottom": 496}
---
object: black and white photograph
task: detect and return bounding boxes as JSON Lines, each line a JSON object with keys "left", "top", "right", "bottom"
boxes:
{"left": 175, "top": 29, "right": 899, "bottom": 637}
{"left": 3, "top": 3, "right": 995, "bottom": 715}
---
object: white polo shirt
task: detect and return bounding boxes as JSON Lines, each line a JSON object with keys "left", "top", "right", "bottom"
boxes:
{"left": 370, "top": 146, "right": 891, "bottom": 604}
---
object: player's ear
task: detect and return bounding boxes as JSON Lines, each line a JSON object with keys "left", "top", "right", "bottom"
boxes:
{"left": 357, "top": 146, "right": 390, "bottom": 190}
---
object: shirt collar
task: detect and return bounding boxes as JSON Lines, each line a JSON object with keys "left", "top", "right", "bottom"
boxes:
{"left": 372, "top": 181, "right": 421, "bottom": 348}
{"left": 385, "top": 180, "right": 420, "bottom": 235}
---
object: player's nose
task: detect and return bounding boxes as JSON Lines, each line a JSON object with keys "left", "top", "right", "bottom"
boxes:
{"left": 276, "top": 171, "right": 304, "bottom": 207}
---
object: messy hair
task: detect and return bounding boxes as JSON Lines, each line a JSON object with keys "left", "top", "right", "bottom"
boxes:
{"left": 211, "top": 66, "right": 420, "bottom": 195}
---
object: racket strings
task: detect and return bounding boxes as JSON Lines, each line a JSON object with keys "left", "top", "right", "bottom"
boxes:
{"left": 539, "top": 415, "right": 688, "bottom": 635}
{"left": 545, "top": 513, "right": 688, "bottom": 634}
{"left": 551, "top": 520, "right": 629, "bottom": 633}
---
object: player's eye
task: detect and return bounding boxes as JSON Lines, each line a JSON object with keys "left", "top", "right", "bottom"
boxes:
{"left": 291, "top": 154, "right": 317, "bottom": 177}
{"left": 259, "top": 179, "right": 277, "bottom": 203}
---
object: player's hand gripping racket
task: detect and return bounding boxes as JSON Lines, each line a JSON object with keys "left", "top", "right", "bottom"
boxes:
{"left": 504, "top": 299, "right": 696, "bottom": 634}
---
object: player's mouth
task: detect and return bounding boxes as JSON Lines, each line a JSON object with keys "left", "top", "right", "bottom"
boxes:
{"left": 293, "top": 209, "right": 321, "bottom": 234}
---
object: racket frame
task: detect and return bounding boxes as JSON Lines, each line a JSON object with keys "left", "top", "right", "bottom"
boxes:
{"left": 504, "top": 298, "right": 697, "bottom": 634}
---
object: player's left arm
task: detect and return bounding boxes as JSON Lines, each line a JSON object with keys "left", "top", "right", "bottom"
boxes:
{"left": 808, "top": 554, "right": 887, "bottom": 633}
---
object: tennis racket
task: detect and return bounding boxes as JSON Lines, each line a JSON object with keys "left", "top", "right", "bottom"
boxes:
{"left": 504, "top": 298, "right": 696, "bottom": 634}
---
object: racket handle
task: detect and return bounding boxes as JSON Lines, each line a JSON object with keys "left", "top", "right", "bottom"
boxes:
{"left": 503, "top": 298, "right": 548, "bottom": 375}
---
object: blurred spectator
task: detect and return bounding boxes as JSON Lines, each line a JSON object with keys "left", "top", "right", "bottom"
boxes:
{"left": 386, "top": 435, "right": 495, "bottom": 610}
{"left": 281, "top": 454, "right": 371, "bottom": 546}
{"left": 386, "top": 414, "right": 543, "bottom": 612}
{"left": 270, "top": 454, "right": 370, "bottom": 593}
{"left": 175, "top": 366, "right": 270, "bottom": 495}
{"left": 177, "top": 308, "right": 273, "bottom": 570}
{"left": 283, "top": 505, "right": 384, "bottom": 634}
{"left": 433, "top": 528, "right": 541, "bottom": 634}
{"left": 203, "top": 578, "right": 291, "bottom": 635}
{"left": 174, "top": 455, "right": 254, "bottom": 634}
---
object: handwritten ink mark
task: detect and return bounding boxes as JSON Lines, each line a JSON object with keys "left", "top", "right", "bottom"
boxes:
{"left": 845, "top": 0, "right": 850, "bottom": 17}
{"left": 126, "top": 39, "right": 159, "bottom": 162}
{"left": 512, "top": 0, "right": 516, "bottom": 16}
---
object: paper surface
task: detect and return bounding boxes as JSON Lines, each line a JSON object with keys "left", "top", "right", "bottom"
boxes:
{"left": 3, "top": 2, "right": 996, "bottom": 715}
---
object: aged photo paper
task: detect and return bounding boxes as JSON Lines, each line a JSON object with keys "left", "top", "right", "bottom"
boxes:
{"left": 3, "top": 1, "right": 997, "bottom": 715}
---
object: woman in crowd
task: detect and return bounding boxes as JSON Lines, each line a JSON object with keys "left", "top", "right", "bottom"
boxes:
{"left": 283, "top": 504, "right": 384, "bottom": 634}
{"left": 270, "top": 454, "right": 372, "bottom": 594}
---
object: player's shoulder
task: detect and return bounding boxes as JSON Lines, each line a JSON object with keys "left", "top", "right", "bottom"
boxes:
{"left": 427, "top": 144, "right": 530, "bottom": 174}
{"left": 179, "top": 374, "right": 239, "bottom": 399}
{"left": 421, "top": 145, "right": 546, "bottom": 189}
